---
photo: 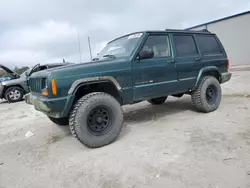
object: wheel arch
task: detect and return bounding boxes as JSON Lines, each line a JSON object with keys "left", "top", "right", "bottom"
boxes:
{"left": 3, "top": 84, "right": 25, "bottom": 97}
{"left": 193, "top": 66, "right": 221, "bottom": 90}
{"left": 69, "top": 77, "right": 123, "bottom": 105}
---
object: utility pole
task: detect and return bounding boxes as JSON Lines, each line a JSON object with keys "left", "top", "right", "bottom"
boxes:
{"left": 77, "top": 28, "right": 82, "bottom": 63}
{"left": 88, "top": 36, "right": 93, "bottom": 61}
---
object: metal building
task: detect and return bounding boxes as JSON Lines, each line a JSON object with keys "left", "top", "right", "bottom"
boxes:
{"left": 186, "top": 11, "right": 250, "bottom": 66}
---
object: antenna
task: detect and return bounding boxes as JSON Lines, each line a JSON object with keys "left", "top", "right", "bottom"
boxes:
{"left": 77, "top": 28, "right": 82, "bottom": 63}
{"left": 88, "top": 36, "right": 93, "bottom": 61}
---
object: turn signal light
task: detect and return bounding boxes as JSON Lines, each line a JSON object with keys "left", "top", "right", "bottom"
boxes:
{"left": 51, "top": 79, "right": 57, "bottom": 95}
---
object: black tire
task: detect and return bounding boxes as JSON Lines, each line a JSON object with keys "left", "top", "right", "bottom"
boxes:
{"left": 5, "top": 86, "right": 24, "bottom": 103}
{"left": 69, "top": 92, "right": 123, "bottom": 148}
{"left": 191, "top": 76, "right": 221, "bottom": 113}
{"left": 148, "top": 96, "right": 167, "bottom": 105}
{"left": 48, "top": 116, "right": 69, "bottom": 126}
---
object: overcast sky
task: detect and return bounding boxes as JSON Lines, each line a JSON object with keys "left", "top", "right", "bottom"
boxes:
{"left": 0, "top": 0, "right": 249, "bottom": 68}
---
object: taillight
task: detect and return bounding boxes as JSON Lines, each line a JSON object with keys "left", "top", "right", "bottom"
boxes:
{"left": 226, "top": 59, "right": 230, "bottom": 70}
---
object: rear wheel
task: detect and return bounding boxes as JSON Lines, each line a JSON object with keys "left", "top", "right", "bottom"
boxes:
{"left": 48, "top": 117, "right": 69, "bottom": 126}
{"left": 148, "top": 96, "right": 167, "bottom": 105}
{"left": 5, "top": 86, "right": 24, "bottom": 103}
{"left": 69, "top": 92, "right": 123, "bottom": 148}
{"left": 191, "top": 76, "right": 221, "bottom": 113}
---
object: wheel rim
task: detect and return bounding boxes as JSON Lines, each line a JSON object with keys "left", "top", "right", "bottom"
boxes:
{"left": 9, "top": 89, "right": 21, "bottom": 100}
{"left": 87, "top": 106, "right": 112, "bottom": 136}
{"left": 206, "top": 84, "right": 218, "bottom": 105}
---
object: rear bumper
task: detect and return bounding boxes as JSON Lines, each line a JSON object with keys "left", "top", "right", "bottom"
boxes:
{"left": 221, "top": 72, "right": 232, "bottom": 83}
{"left": 25, "top": 93, "right": 74, "bottom": 118}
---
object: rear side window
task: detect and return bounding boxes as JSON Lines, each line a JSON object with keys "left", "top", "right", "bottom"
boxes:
{"left": 196, "top": 35, "right": 222, "bottom": 54}
{"left": 174, "top": 35, "right": 198, "bottom": 57}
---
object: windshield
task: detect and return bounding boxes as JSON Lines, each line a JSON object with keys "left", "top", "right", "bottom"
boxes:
{"left": 97, "top": 33, "right": 143, "bottom": 59}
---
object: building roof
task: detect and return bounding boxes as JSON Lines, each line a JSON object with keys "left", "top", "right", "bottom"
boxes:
{"left": 186, "top": 10, "right": 250, "bottom": 30}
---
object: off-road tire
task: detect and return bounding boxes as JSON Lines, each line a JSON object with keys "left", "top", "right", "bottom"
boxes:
{"left": 69, "top": 92, "right": 123, "bottom": 148}
{"left": 48, "top": 117, "right": 69, "bottom": 126}
{"left": 4, "top": 86, "right": 24, "bottom": 103}
{"left": 148, "top": 96, "right": 168, "bottom": 105}
{"left": 191, "top": 76, "right": 221, "bottom": 113}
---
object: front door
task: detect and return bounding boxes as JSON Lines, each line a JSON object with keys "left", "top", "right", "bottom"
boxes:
{"left": 133, "top": 34, "right": 178, "bottom": 101}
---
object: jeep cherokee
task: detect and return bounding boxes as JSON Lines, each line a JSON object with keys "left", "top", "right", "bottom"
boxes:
{"left": 25, "top": 29, "right": 232, "bottom": 148}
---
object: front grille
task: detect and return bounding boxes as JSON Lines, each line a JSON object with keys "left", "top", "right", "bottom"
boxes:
{"left": 28, "top": 77, "right": 46, "bottom": 93}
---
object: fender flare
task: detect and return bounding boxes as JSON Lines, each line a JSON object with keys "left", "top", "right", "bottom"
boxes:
{"left": 193, "top": 66, "right": 221, "bottom": 90}
{"left": 68, "top": 76, "right": 122, "bottom": 95}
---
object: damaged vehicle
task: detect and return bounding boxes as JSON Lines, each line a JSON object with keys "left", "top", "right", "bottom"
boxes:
{"left": 0, "top": 63, "right": 73, "bottom": 103}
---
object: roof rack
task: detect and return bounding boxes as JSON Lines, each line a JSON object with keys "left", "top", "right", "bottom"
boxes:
{"left": 165, "top": 29, "right": 186, "bottom": 32}
{"left": 199, "top": 29, "right": 210, "bottom": 32}
{"left": 165, "top": 28, "right": 211, "bottom": 33}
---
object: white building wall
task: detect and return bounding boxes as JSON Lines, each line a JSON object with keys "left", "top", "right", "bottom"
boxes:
{"left": 191, "top": 13, "right": 250, "bottom": 66}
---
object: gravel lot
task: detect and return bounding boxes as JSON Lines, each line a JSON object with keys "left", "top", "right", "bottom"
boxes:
{"left": 0, "top": 71, "right": 250, "bottom": 188}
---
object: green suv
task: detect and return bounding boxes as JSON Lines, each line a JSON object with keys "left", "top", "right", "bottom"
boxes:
{"left": 25, "top": 29, "right": 232, "bottom": 148}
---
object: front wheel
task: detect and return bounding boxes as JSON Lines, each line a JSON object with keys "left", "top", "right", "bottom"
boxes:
{"left": 5, "top": 87, "right": 24, "bottom": 103}
{"left": 69, "top": 92, "right": 123, "bottom": 148}
{"left": 148, "top": 96, "right": 168, "bottom": 105}
{"left": 191, "top": 76, "right": 221, "bottom": 113}
{"left": 48, "top": 117, "right": 69, "bottom": 126}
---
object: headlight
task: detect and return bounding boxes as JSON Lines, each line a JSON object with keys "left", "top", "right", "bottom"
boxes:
{"left": 41, "top": 78, "right": 49, "bottom": 96}
{"left": 45, "top": 80, "right": 48, "bottom": 89}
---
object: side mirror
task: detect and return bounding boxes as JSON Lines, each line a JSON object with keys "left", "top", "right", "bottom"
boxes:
{"left": 138, "top": 50, "right": 154, "bottom": 60}
{"left": 25, "top": 72, "right": 29, "bottom": 76}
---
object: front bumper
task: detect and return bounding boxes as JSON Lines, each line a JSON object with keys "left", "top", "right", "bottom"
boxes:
{"left": 25, "top": 93, "right": 74, "bottom": 118}
{"left": 221, "top": 72, "right": 232, "bottom": 83}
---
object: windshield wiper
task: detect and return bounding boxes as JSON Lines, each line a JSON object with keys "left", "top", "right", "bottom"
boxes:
{"left": 103, "top": 54, "right": 116, "bottom": 59}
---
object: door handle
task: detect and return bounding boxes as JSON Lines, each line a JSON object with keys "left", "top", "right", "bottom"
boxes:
{"left": 167, "top": 59, "right": 175, "bottom": 63}
{"left": 194, "top": 57, "right": 202, "bottom": 61}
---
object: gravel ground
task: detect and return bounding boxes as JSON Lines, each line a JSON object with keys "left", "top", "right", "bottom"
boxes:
{"left": 0, "top": 71, "right": 250, "bottom": 188}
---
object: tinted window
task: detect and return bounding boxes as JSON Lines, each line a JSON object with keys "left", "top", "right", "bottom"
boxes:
{"left": 174, "top": 35, "right": 198, "bottom": 57}
{"left": 196, "top": 35, "right": 222, "bottom": 54}
{"left": 141, "top": 35, "right": 171, "bottom": 58}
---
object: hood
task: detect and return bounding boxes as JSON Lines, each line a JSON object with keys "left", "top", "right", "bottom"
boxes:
{"left": 46, "top": 60, "right": 97, "bottom": 72}
{"left": 44, "top": 58, "right": 128, "bottom": 79}
{"left": 47, "top": 58, "right": 125, "bottom": 72}
{"left": 29, "top": 57, "right": 128, "bottom": 79}
{"left": 0, "top": 64, "right": 19, "bottom": 78}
